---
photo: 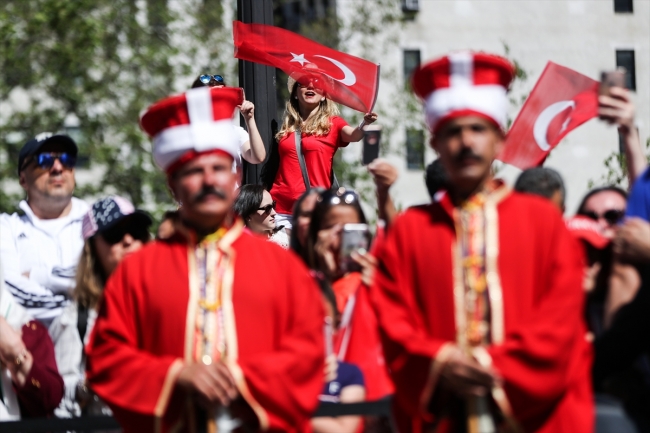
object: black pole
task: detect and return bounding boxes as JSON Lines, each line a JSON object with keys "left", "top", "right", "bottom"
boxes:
{"left": 237, "top": 0, "right": 278, "bottom": 186}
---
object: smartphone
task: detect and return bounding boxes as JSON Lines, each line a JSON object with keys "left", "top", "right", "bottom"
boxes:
{"left": 599, "top": 69, "right": 627, "bottom": 96}
{"left": 362, "top": 125, "right": 382, "bottom": 165}
{"left": 340, "top": 223, "right": 370, "bottom": 273}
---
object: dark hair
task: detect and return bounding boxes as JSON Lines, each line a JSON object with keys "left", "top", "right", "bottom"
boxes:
{"left": 303, "top": 189, "right": 367, "bottom": 270}
{"left": 191, "top": 74, "right": 226, "bottom": 89}
{"left": 233, "top": 184, "right": 265, "bottom": 221}
{"left": 514, "top": 167, "right": 566, "bottom": 207}
{"left": 290, "top": 188, "right": 326, "bottom": 258}
{"left": 424, "top": 159, "right": 449, "bottom": 197}
{"left": 576, "top": 186, "right": 628, "bottom": 215}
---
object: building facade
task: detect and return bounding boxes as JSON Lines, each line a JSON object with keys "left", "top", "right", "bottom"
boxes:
{"left": 338, "top": 0, "right": 650, "bottom": 213}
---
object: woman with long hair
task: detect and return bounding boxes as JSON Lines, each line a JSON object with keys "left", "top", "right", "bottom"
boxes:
{"left": 303, "top": 189, "right": 394, "bottom": 429}
{"left": 269, "top": 74, "right": 377, "bottom": 230}
{"left": 49, "top": 196, "right": 151, "bottom": 418}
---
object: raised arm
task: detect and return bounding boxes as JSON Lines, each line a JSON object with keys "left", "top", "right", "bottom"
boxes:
{"left": 239, "top": 100, "right": 267, "bottom": 164}
{"left": 341, "top": 112, "right": 378, "bottom": 143}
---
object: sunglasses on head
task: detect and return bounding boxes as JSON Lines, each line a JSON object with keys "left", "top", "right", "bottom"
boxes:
{"left": 319, "top": 188, "right": 360, "bottom": 206}
{"left": 101, "top": 221, "right": 150, "bottom": 245}
{"left": 26, "top": 152, "right": 76, "bottom": 171}
{"left": 583, "top": 209, "right": 625, "bottom": 226}
{"left": 258, "top": 201, "right": 277, "bottom": 214}
{"left": 199, "top": 74, "right": 224, "bottom": 85}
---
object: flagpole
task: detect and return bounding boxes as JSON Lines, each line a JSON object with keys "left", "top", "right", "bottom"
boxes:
{"left": 370, "top": 63, "right": 381, "bottom": 113}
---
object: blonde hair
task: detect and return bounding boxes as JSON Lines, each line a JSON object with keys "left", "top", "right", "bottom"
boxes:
{"left": 276, "top": 83, "right": 340, "bottom": 140}
{"left": 73, "top": 239, "right": 107, "bottom": 310}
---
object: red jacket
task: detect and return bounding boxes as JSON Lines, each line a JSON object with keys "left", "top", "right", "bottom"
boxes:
{"left": 372, "top": 187, "right": 594, "bottom": 433}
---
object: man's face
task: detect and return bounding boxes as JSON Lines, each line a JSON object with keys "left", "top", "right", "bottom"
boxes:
{"left": 432, "top": 116, "right": 504, "bottom": 193}
{"left": 582, "top": 191, "right": 627, "bottom": 239}
{"left": 169, "top": 152, "right": 237, "bottom": 227}
{"left": 19, "top": 142, "right": 76, "bottom": 204}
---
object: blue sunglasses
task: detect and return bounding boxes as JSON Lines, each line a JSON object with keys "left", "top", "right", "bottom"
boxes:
{"left": 199, "top": 74, "right": 225, "bottom": 85}
{"left": 29, "top": 152, "right": 77, "bottom": 170}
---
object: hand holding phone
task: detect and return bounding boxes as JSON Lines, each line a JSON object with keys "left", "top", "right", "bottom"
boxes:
{"left": 339, "top": 223, "right": 370, "bottom": 273}
{"left": 362, "top": 125, "right": 382, "bottom": 165}
{"left": 599, "top": 69, "right": 626, "bottom": 97}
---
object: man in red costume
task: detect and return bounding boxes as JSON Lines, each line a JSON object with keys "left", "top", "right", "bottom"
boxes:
{"left": 372, "top": 52, "right": 593, "bottom": 433}
{"left": 85, "top": 86, "right": 325, "bottom": 433}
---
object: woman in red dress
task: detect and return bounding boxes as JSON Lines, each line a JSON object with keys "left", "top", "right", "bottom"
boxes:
{"left": 270, "top": 76, "right": 377, "bottom": 231}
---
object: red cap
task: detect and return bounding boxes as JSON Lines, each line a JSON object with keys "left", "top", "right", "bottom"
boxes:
{"left": 411, "top": 51, "right": 515, "bottom": 133}
{"left": 566, "top": 216, "right": 610, "bottom": 249}
{"left": 140, "top": 86, "right": 244, "bottom": 173}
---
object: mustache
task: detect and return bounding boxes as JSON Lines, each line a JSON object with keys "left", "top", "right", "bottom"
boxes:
{"left": 191, "top": 186, "right": 228, "bottom": 203}
{"left": 454, "top": 148, "right": 483, "bottom": 164}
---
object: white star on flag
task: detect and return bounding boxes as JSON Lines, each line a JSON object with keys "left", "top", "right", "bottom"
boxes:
{"left": 290, "top": 53, "right": 307, "bottom": 67}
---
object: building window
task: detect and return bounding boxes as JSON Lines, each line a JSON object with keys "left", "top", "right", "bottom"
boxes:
{"left": 403, "top": 49, "right": 421, "bottom": 88}
{"left": 614, "top": 0, "right": 633, "bottom": 13}
{"left": 406, "top": 129, "right": 424, "bottom": 170}
{"left": 402, "top": 0, "right": 420, "bottom": 13}
{"left": 616, "top": 50, "right": 636, "bottom": 90}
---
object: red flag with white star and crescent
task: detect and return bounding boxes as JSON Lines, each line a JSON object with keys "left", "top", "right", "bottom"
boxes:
{"left": 233, "top": 21, "right": 380, "bottom": 113}
{"left": 498, "top": 61, "right": 599, "bottom": 169}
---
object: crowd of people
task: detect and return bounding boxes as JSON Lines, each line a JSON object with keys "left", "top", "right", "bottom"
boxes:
{"left": 0, "top": 50, "right": 649, "bottom": 433}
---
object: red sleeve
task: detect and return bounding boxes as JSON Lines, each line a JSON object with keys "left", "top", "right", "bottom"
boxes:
{"left": 235, "top": 253, "right": 325, "bottom": 432}
{"left": 371, "top": 215, "right": 454, "bottom": 419}
{"left": 488, "top": 214, "right": 587, "bottom": 427}
{"left": 85, "top": 258, "right": 184, "bottom": 419}
{"left": 332, "top": 116, "right": 350, "bottom": 147}
{"left": 16, "top": 320, "right": 64, "bottom": 417}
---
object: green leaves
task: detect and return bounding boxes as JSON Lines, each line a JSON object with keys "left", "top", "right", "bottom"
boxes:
{"left": 0, "top": 0, "right": 233, "bottom": 214}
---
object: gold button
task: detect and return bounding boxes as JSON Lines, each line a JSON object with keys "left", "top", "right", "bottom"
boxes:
{"left": 31, "top": 378, "right": 41, "bottom": 388}
{"left": 202, "top": 355, "right": 212, "bottom": 365}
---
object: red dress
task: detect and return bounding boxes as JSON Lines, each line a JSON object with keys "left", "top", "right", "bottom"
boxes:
{"left": 271, "top": 116, "right": 349, "bottom": 214}
{"left": 371, "top": 186, "right": 594, "bottom": 433}
{"left": 86, "top": 221, "right": 325, "bottom": 433}
{"left": 332, "top": 273, "right": 394, "bottom": 401}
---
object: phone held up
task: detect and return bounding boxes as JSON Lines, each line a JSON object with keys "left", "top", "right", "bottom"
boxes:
{"left": 340, "top": 223, "right": 370, "bottom": 274}
{"left": 362, "top": 125, "right": 382, "bottom": 165}
{"left": 599, "top": 68, "right": 627, "bottom": 97}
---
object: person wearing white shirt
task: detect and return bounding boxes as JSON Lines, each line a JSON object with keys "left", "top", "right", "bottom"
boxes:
{"left": 0, "top": 133, "right": 88, "bottom": 327}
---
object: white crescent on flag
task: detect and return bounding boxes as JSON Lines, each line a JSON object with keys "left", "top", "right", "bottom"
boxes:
{"left": 533, "top": 100, "right": 576, "bottom": 151}
{"left": 313, "top": 55, "right": 357, "bottom": 86}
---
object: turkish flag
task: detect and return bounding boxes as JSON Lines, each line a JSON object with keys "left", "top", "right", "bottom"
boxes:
{"left": 498, "top": 62, "right": 599, "bottom": 169}
{"left": 233, "top": 21, "right": 380, "bottom": 113}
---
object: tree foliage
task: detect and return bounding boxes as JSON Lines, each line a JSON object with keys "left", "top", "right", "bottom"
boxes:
{"left": 0, "top": 0, "right": 234, "bottom": 216}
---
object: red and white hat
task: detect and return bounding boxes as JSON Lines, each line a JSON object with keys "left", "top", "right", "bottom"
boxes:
{"left": 412, "top": 51, "right": 515, "bottom": 133}
{"left": 140, "top": 86, "right": 244, "bottom": 174}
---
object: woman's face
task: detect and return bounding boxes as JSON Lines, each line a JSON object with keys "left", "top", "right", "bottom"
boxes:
{"left": 320, "top": 205, "right": 362, "bottom": 256}
{"left": 296, "top": 192, "right": 319, "bottom": 248}
{"left": 247, "top": 190, "right": 277, "bottom": 234}
{"left": 93, "top": 219, "right": 147, "bottom": 276}
{"left": 295, "top": 80, "right": 325, "bottom": 110}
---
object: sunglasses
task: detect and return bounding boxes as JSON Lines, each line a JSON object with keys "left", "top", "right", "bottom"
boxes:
{"left": 319, "top": 188, "right": 360, "bottom": 206}
{"left": 583, "top": 209, "right": 625, "bottom": 226}
{"left": 101, "top": 222, "right": 150, "bottom": 245}
{"left": 199, "top": 74, "right": 225, "bottom": 85}
{"left": 258, "top": 201, "right": 277, "bottom": 214}
{"left": 26, "top": 152, "right": 77, "bottom": 170}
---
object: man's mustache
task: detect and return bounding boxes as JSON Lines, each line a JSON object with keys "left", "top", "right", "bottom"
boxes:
{"left": 191, "top": 186, "right": 228, "bottom": 203}
{"left": 454, "top": 148, "right": 483, "bottom": 164}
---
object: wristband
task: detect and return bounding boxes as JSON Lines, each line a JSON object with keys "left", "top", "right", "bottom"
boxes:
{"left": 358, "top": 119, "right": 366, "bottom": 129}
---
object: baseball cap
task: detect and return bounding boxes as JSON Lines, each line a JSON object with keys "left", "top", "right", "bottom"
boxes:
{"left": 565, "top": 215, "right": 610, "bottom": 249}
{"left": 18, "top": 132, "right": 78, "bottom": 176}
{"left": 82, "top": 196, "right": 152, "bottom": 240}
